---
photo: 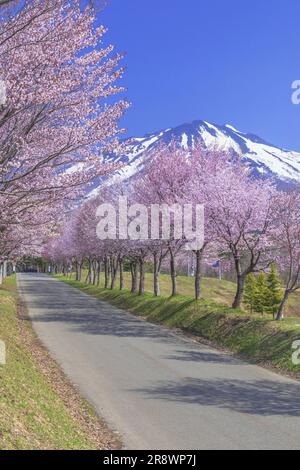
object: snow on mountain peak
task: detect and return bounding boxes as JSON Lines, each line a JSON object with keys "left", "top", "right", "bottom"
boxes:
{"left": 225, "top": 124, "right": 241, "bottom": 133}
{"left": 101, "top": 119, "right": 300, "bottom": 190}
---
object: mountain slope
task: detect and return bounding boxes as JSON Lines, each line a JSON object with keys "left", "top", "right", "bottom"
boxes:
{"left": 104, "top": 120, "right": 300, "bottom": 188}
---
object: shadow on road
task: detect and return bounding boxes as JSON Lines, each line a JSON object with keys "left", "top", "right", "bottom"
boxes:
{"left": 133, "top": 377, "right": 300, "bottom": 417}
{"left": 165, "top": 349, "right": 243, "bottom": 365}
{"left": 18, "top": 276, "right": 177, "bottom": 342}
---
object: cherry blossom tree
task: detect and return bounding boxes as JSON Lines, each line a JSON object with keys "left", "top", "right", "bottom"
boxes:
{"left": 205, "top": 155, "right": 276, "bottom": 309}
{"left": 43, "top": 143, "right": 281, "bottom": 314}
{"left": 0, "top": 0, "right": 128, "bottom": 271}
{"left": 188, "top": 146, "right": 229, "bottom": 299}
{"left": 272, "top": 190, "right": 300, "bottom": 320}
{"left": 133, "top": 143, "right": 193, "bottom": 296}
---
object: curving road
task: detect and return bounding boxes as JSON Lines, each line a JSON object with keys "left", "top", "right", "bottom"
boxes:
{"left": 17, "top": 273, "right": 300, "bottom": 450}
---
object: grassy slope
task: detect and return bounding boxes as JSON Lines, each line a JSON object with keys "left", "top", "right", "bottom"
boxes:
{"left": 57, "top": 275, "right": 300, "bottom": 377}
{"left": 0, "top": 276, "right": 112, "bottom": 450}
{"left": 70, "top": 271, "right": 300, "bottom": 316}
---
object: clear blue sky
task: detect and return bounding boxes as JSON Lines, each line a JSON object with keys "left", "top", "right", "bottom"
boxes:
{"left": 99, "top": 0, "right": 300, "bottom": 150}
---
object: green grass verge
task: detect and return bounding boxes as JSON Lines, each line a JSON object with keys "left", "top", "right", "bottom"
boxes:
{"left": 0, "top": 275, "right": 105, "bottom": 450}
{"left": 69, "top": 270, "right": 237, "bottom": 305}
{"left": 56, "top": 275, "right": 300, "bottom": 377}
{"left": 68, "top": 270, "right": 300, "bottom": 316}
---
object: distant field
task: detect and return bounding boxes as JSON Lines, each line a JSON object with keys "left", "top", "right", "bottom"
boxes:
{"left": 70, "top": 271, "right": 300, "bottom": 317}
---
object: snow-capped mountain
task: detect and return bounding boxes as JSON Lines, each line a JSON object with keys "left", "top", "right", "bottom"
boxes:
{"left": 103, "top": 120, "right": 300, "bottom": 189}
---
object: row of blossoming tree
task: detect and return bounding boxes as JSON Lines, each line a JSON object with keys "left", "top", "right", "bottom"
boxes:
{"left": 43, "top": 143, "right": 300, "bottom": 321}
{"left": 0, "top": 1, "right": 128, "bottom": 278}
{"left": 2, "top": 2, "right": 300, "bottom": 322}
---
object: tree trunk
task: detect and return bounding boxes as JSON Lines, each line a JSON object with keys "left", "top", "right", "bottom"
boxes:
{"left": 232, "top": 274, "right": 245, "bottom": 309}
{"left": 97, "top": 261, "right": 101, "bottom": 287}
{"left": 85, "top": 259, "right": 92, "bottom": 284}
{"left": 130, "top": 262, "right": 138, "bottom": 293}
{"left": 194, "top": 249, "right": 203, "bottom": 300}
{"left": 169, "top": 248, "right": 177, "bottom": 297}
{"left": 276, "top": 289, "right": 290, "bottom": 320}
{"left": 139, "top": 259, "right": 145, "bottom": 295}
{"left": 104, "top": 257, "right": 110, "bottom": 289}
{"left": 119, "top": 258, "right": 124, "bottom": 290}
{"left": 153, "top": 253, "right": 160, "bottom": 296}
{"left": 78, "top": 262, "right": 83, "bottom": 282}
{"left": 75, "top": 261, "right": 79, "bottom": 281}
{"left": 110, "top": 256, "right": 118, "bottom": 290}
{"left": 92, "top": 260, "right": 97, "bottom": 285}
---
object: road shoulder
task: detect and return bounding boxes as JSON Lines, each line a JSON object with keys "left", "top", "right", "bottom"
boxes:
{"left": 0, "top": 275, "right": 121, "bottom": 450}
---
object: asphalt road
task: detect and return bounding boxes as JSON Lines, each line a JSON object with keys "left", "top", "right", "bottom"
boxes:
{"left": 17, "top": 273, "right": 300, "bottom": 450}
